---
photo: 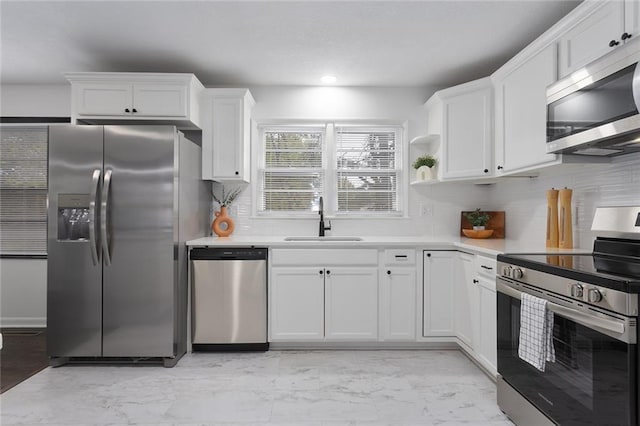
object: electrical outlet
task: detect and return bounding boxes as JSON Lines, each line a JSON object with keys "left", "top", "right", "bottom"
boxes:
{"left": 420, "top": 204, "right": 433, "bottom": 217}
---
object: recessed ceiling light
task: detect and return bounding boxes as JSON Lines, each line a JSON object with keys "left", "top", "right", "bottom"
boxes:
{"left": 321, "top": 75, "right": 337, "bottom": 84}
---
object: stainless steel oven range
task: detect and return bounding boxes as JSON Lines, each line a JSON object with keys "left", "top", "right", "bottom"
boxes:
{"left": 496, "top": 206, "right": 640, "bottom": 426}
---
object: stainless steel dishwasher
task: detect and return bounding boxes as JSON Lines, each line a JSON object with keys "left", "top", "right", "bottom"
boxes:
{"left": 190, "top": 247, "right": 268, "bottom": 351}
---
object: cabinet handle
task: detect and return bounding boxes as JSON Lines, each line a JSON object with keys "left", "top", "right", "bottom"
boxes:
{"left": 473, "top": 279, "right": 479, "bottom": 284}
{"left": 483, "top": 169, "right": 489, "bottom": 173}
{"left": 426, "top": 253, "right": 431, "bottom": 257}
{"left": 497, "top": 165, "right": 503, "bottom": 170}
{"left": 235, "top": 171, "right": 239, "bottom": 175}
{"left": 609, "top": 39, "right": 620, "bottom": 47}
{"left": 622, "top": 32, "right": 632, "bottom": 41}
{"left": 326, "top": 270, "right": 331, "bottom": 275}
{"left": 387, "top": 270, "right": 391, "bottom": 275}
{"left": 124, "top": 108, "right": 130, "bottom": 113}
{"left": 132, "top": 108, "right": 138, "bottom": 113}
{"left": 319, "top": 270, "right": 323, "bottom": 275}
{"left": 481, "top": 265, "right": 493, "bottom": 270}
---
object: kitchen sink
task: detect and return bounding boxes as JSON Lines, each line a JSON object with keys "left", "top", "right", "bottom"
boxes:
{"left": 284, "top": 236, "right": 363, "bottom": 242}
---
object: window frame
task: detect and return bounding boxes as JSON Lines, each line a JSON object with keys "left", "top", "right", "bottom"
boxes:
{"left": 253, "top": 120, "right": 408, "bottom": 218}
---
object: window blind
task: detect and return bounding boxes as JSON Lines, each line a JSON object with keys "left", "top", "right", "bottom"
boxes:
{"left": 0, "top": 126, "right": 48, "bottom": 254}
{"left": 259, "top": 128, "right": 324, "bottom": 213}
{"left": 335, "top": 127, "right": 400, "bottom": 214}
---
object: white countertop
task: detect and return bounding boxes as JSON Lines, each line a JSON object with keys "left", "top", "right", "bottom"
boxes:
{"left": 186, "top": 235, "right": 590, "bottom": 257}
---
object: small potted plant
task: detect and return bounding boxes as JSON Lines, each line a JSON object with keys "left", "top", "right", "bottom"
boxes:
{"left": 464, "top": 208, "right": 491, "bottom": 230}
{"left": 412, "top": 155, "right": 437, "bottom": 181}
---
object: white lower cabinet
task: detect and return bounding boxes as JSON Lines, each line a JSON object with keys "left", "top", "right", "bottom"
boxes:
{"left": 325, "top": 267, "right": 378, "bottom": 340}
{"left": 454, "top": 252, "right": 478, "bottom": 348}
{"left": 381, "top": 267, "right": 416, "bottom": 340}
{"left": 476, "top": 275, "right": 497, "bottom": 375}
{"left": 423, "top": 251, "right": 455, "bottom": 337}
{"left": 270, "top": 267, "right": 325, "bottom": 340}
{"left": 269, "top": 249, "right": 379, "bottom": 342}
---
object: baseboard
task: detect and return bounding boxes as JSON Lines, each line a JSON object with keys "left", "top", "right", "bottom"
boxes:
{"left": 0, "top": 317, "right": 47, "bottom": 328}
{"left": 269, "top": 341, "right": 459, "bottom": 350}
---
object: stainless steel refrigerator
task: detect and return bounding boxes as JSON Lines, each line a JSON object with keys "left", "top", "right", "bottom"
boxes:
{"left": 47, "top": 125, "right": 209, "bottom": 367}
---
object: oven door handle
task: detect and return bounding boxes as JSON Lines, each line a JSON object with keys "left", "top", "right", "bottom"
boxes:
{"left": 497, "top": 281, "right": 626, "bottom": 336}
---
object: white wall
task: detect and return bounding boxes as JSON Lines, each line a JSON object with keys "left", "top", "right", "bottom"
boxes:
{"left": 218, "top": 85, "right": 492, "bottom": 237}
{"left": 0, "top": 84, "right": 70, "bottom": 116}
{"left": 489, "top": 153, "right": 640, "bottom": 250}
{"left": 0, "top": 259, "right": 47, "bottom": 327}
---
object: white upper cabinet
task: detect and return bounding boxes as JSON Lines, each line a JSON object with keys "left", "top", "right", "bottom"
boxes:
{"left": 494, "top": 43, "right": 558, "bottom": 174}
{"left": 65, "top": 73, "right": 203, "bottom": 129}
{"left": 558, "top": 1, "right": 631, "bottom": 78}
{"left": 201, "top": 89, "right": 254, "bottom": 182}
{"left": 426, "top": 78, "right": 493, "bottom": 180}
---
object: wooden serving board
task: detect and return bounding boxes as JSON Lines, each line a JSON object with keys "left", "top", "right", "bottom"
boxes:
{"left": 460, "top": 211, "right": 505, "bottom": 239}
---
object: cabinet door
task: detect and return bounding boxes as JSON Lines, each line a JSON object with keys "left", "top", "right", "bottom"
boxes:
{"left": 454, "top": 252, "right": 477, "bottom": 348}
{"left": 496, "top": 44, "right": 558, "bottom": 173}
{"left": 211, "top": 97, "right": 244, "bottom": 180}
{"left": 441, "top": 87, "right": 492, "bottom": 179}
{"left": 558, "top": 1, "right": 625, "bottom": 78}
{"left": 132, "top": 84, "right": 187, "bottom": 117}
{"left": 270, "top": 267, "right": 325, "bottom": 341}
{"left": 477, "top": 276, "right": 497, "bottom": 375}
{"left": 422, "top": 251, "right": 455, "bottom": 337}
{"left": 325, "top": 267, "right": 378, "bottom": 340}
{"left": 380, "top": 267, "right": 416, "bottom": 340}
{"left": 626, "top": 0, "right": 640, "bottom": 39}
{"left": 75, "top": 83, "right": 132, "bottom": 116}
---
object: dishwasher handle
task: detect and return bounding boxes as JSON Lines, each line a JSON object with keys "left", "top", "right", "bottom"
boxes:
{"left": 190, "top": 247, "right": 267, "bottom": 261}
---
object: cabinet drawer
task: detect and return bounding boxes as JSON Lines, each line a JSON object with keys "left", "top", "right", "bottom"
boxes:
{"left": 477, "top": 256, "right": 497, "bottom": 278}
{"left": 383, "top": 249, "right": 416, "bottom": 266}
{"left": 271, "top": 249, "right": 378, "bottom": 266}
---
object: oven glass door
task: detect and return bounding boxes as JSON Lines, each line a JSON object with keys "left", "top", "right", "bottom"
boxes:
{"left": 497, "top": 288, "right": 637, "bottom": 426}
{"left": 547, "top": 63, "right": 639, "bottom": 142}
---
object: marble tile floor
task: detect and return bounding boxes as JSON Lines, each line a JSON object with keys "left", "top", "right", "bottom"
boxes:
{"left": 0, "top": 349, "right": 513, "bottom": 426}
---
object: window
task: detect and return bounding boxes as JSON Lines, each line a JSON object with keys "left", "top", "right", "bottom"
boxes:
{"left": 0, "top": 126, "right": 48, "bottom": 255}
{"left": 257, "top": 123, "right": 404, "bottom": 216}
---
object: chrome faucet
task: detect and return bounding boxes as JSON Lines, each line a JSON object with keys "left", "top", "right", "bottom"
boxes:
{"left": 318, "top": 196, "right": 331, "bottom": 237}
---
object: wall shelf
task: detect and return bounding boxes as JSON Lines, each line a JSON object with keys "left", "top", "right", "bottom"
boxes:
{"left": 410, "top": 179, "right": 440, "bottom": 186}
{"left": 409, "top": 134, "right": 440, "bottom": 148}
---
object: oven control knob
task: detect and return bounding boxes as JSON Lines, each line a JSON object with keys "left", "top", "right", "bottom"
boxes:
{"left": 512, "top": 268, "right": 524, "bottom": 280}
{"left": 588, "top": 288, "right": 603, "bottom": 303}
{"left": 502, "top": 265, "right": 512, "bottom": 277}
{"left": 571, "top": 284, "right": 584, "bottom": 298}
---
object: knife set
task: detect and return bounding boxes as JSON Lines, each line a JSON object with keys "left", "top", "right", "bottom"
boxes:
{"left": 546, "top": 188, "right": 573, "bottom": 249}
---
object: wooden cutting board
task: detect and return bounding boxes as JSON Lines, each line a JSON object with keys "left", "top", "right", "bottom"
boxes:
{"left": 460, "top": 211, "right": 505, "bottom": 239}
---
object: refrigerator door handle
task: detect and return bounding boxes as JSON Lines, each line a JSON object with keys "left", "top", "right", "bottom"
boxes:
{"left": 101, "top": 168, "right": 112, "bottom": 266}
{"left": 89, "top": 168, "right": 101, "bottom": 265}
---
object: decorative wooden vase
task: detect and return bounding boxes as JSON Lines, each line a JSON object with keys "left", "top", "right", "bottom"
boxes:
{"left": 546, "top": 188, "right": 559, "bottom": 248}
{"left": 212, "top": 206, "right": 235, "bottom": 237}
{"left": 559, "top": 188, "right": 573, "bottom": 249}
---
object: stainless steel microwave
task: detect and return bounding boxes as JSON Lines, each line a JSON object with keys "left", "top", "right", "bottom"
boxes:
{"left": 546, "top": 38, "right": 640, "bottom": 156}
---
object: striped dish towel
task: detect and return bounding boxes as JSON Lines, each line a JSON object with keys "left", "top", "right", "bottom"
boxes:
{"left": 518, "top": 293, "right": 555, "bottom": 372}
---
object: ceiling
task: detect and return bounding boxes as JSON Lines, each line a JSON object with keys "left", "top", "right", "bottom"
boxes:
{"left": 0, "top": 1, "right": 581, "bottom": 88}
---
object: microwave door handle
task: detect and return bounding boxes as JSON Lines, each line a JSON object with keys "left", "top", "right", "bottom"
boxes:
{"left": 101, "top": 169, "right": 112, "bottom": 266}
{"left": 633, "top": 63, "right": 640, "bottom": 112}
{"left": 89, "top": 168, "right": 101, "bottom": 266}
{"left": 497, "top": 280, "right": 626, "bottom": 336}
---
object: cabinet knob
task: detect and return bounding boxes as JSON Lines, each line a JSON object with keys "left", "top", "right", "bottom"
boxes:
{"left": 124, "top": 108, "right": 130, "bottom": 113}
{"left": 235, "top": 171, "right": 239, "bottom": 175}
{"left": 497, "top": 165, "right": 503, "bottom": 170}
{"left": 132, "top": 108, "right": 138, "bottom": 113}
{"left": 622, "top": 32, "right": 632, "bottom": 41}
{"left": 387, "top": 270, "right": 391, "bottom": 275}
{"left": 426, "top": 253, "right": 431, "bottom": 257}
{"left": 473, "top": 279, "right": 479, "bottom": 284}
{"left": 326, "top": 270, "right": 331, "bottom": 275}
{"left": 319, "top": 270, "right": 323, "bottom": 275}
{"left": 609, "top": 39, "right": 620, "bottom": 47}
{"left": 483, "top": 169, "right": 489, "bottom": 173}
